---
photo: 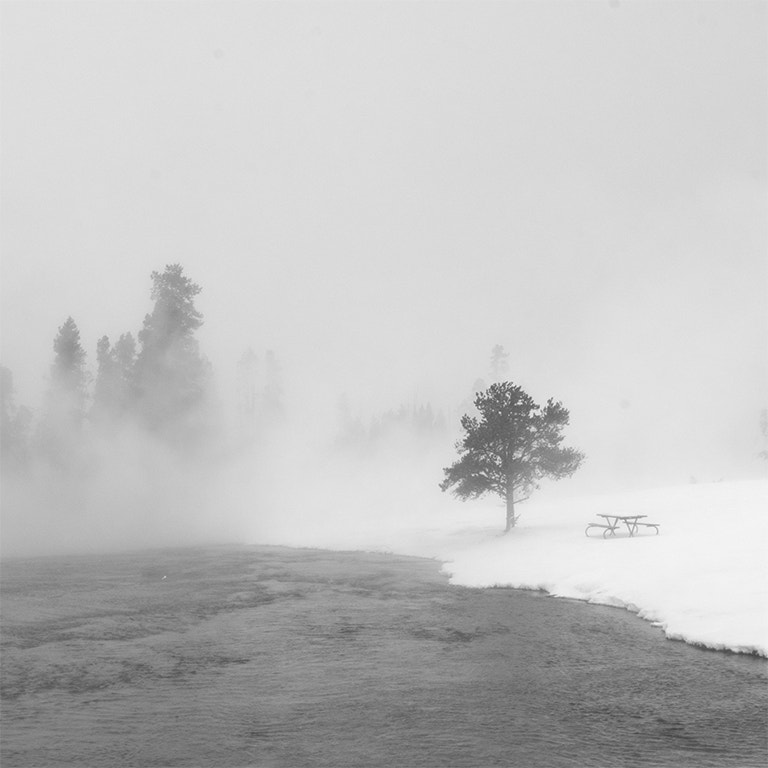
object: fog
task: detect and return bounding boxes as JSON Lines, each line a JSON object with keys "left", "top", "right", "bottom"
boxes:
{"left": 1, "top": 1, "right": 766, "bottom": 557}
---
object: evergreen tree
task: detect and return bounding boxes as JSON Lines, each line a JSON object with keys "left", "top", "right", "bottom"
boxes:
{"left": 35, "top": 317, "right": 88, "bottom": 467}
{"left": 50, "top": 316, "right": 88, "bottom": 421}
{"left": 134, "top": 264, "right": 210, "bottom": 442}
{"left": 441, "top": 381, "right": 584, "bottom": 531}
{"left": 489, "top": 344, "right": 509, "bottom": 382}
{"left": 113, "top": 333, "right": 137, "bottom": 409}
{"left": 92, "top": 333, "right": 137, "bottom": 421}
{"left": 0, "top": 365, "right": 32, "bottom": 468}
{"left": 92, "top": 335, "right": 117, "bottom": 415}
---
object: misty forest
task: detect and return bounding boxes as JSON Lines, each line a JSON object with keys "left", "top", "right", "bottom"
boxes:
{"left": 2, "top": 3, "right": 767, "bottom": 766}
{"left": 1, "top": 263, "right": 585, "bottom": 552}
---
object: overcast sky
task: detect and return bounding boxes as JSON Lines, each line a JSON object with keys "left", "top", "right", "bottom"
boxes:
{"left": 1, "top": 1, "right": 766, "bottom": 491}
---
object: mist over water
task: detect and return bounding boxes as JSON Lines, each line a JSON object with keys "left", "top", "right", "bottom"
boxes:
{"left": 2, "top": 295, "right": 766, "bottom": 558}
{"left": 1, "top": 385, "right": 461, "bottom": 557}
{"left": 1, "top": 9, "right": 766, "bottom": 768}
{"left": 1, "top": 1, "right": 766, "bottom": 557}
{"left": 2, "top": 387, "right": 764, "bottom": 560}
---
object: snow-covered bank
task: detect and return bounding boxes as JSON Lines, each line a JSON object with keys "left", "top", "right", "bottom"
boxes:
{"left": 245, "top": 474, "right": 767, "bottom": 657}
{"left": 440, "top": 480, "right": 768, "bottom": 657}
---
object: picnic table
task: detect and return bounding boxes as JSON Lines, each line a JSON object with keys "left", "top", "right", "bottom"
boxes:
{"left": 585, "top": 514, "right": 660, "bottom": 538}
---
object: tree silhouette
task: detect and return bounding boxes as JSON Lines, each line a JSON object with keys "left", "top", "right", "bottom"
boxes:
{"left": 35, "top": 317, "right": 88, "bottom": 467}
{"left": 134, "top": 264, "right": 210, "bottom": 443}
{"left": 441, "top": 382, "right": 584, "bottom": 531}
{"left": 489, "top": 344, "right": 509, "bottom": 382}
{"left": 1, "top": 365, "right": 31, "bottom": 468}
{"left": 50, "top": 317, "right": 88, "bottom": 419}
{"left": 92, "top": 332, "right": 137, "bottom": 422}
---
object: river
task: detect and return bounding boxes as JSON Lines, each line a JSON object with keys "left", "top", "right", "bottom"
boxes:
{"left": 1, "top": 545, "right": 766, "bottom": 767}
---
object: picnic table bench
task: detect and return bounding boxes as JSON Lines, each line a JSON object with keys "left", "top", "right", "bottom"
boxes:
{"left": 585, "top": 514, "right": 660, "bottom": 538}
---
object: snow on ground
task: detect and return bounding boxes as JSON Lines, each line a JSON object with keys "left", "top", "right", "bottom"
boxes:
{"left": 439, "top": 480, "right": 768, "bottom": 658}
{"left": 246, "top": 475, "right": 767, "bottom": 657}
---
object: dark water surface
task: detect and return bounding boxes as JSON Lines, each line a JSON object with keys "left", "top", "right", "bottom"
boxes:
{"left": 1, "top": 545, "right": 766, "bottom": 767}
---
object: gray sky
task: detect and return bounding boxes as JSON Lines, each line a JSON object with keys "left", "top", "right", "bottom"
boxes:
{"left": 1, "top": 1, "right": 766, "bottom": 490}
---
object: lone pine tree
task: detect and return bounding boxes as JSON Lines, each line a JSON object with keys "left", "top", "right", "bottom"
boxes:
{"left": 441, "top": 382, "right": 584, "bottom": 531}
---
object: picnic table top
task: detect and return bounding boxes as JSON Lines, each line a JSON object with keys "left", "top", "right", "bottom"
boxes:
{"left": 596, "top": 513, "right": 647, "bottom": 521}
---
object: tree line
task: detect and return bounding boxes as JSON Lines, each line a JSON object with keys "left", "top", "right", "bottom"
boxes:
{"left": 1, "top": 264, "right": 217, "bottom": 470}
{"left": 1, "top": 263, "right": 587, "bottom": 533}
{"left": 335, "top": 399, "right": 448, "bottom": 454}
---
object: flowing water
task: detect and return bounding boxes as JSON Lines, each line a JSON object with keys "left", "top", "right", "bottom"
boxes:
{"left": 1, "top": 545, "right": 766, "bottom": 767}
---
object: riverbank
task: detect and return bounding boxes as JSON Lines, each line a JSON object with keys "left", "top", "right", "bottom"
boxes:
{"left": 247, "top": 478, "right": 768, "bottom": 657}
{"left": 4, "top": 545, "right": 765, "bottom": 767}
{"left": 441, "top": 480, "right": 767, "bottom": 657}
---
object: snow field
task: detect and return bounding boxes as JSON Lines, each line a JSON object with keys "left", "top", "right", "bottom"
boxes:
{"left": 246, "top": 475, "right": 767, "bottom": 657}
{"left": 439, "top": 480, "right": 768, "bottom": 656}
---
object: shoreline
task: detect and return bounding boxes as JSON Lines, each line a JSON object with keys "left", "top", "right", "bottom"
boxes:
{"left": 3, "top": 479, "right": 766, "bottom": 659}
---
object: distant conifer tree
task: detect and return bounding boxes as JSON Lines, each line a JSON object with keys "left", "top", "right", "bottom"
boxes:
{"left": 92, "top": 332, "right": 138, "bottom": 422}
{"left": 134, "top": 264, "right": 211, "bottom": 444}
{"left": 0, "top": 365, "right": 32, "bottom": 468}
{"left": 50, "top": 317, "right": 88, "bottom": 419}
{"left": 489, "top": 344, "right": 509, "bottom": 382}
{"left": 35, "top": 317, "right": 89, "bottom": 467}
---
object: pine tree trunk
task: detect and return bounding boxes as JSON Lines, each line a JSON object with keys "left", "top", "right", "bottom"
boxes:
{"left": 505, "top": 485, "right": 516, "bottom": 532}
